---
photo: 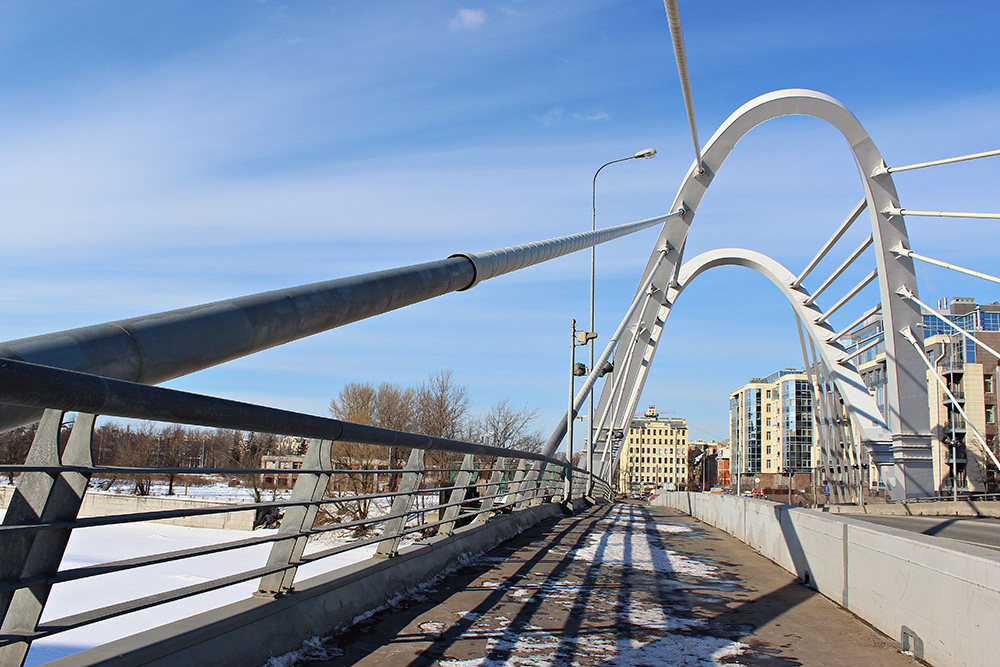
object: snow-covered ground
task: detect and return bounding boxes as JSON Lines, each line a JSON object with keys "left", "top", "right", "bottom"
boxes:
{"left": 86, "top": 477, "right": 292, "bottom": 503}
{"left": 7, "top": 510, "right": 378, "bottom": 667}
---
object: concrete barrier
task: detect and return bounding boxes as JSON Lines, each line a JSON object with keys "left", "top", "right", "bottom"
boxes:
{"left": 0, "top": 486, "right": 256, "bottom": 531}
{"left": 45, "top": 501, "right": 567, "bottom": 666}
{"left": 653, "top": 492, "right": 1000, "bottom": 667}
{"left": 828, "top": 499, "right": 1000, "bottom": 518}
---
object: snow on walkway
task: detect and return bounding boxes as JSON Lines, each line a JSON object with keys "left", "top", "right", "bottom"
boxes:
{"left": 436, "top": 504, "right": 749, "bottom": 667}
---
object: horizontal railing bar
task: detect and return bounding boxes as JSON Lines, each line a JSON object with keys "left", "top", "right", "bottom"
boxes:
{"left": 0, "top": 468, "right": 570, "bottom": 536}
{"left": 0, "top": 484, "right": 444, "bottom": 535}
{"left": 1, "top": 478, "right": 528, "bottom": 593}
{"left": 0, "top": 464, "right": 519, "bottom": 476}
{"left": 11, "top": 487, "right": 565, "bottom": 643}
{"left": 0, "top": 357, "right": 569, "bottom": 469}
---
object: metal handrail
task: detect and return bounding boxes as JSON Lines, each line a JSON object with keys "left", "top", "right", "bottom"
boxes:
{"left": 0, "top": 449, "right": 584, "bottom": 649}
{"left": 0, "top": 385, "right": 605, "bottom": 659}
{"left": 0, "top": 181, "right": 629, "bottom": 665}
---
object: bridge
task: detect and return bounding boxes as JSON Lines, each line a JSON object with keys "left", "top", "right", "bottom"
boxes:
{"left": 2, "top": 2, "right": 999, "bottom": 667}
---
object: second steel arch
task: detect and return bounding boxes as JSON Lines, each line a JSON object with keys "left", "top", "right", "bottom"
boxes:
{"left": 593, "top": 89, "right": 934, "bottom": 499}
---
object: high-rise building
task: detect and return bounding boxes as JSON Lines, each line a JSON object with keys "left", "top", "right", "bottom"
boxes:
{"left": 729, "top": 369, "right": 814, "bottom": 490}
{"left": 844, "top": 297, "right": 1000, "bottom": 494}
{"left": 616, "top": 405, "right": 688, "bottom": 495}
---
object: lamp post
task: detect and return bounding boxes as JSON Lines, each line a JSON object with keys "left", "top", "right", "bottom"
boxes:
{"left": 588, "top": 148, "right": 656, "bottom": 487}
{"left": 568, "top": 319, "right": 597, "bottom": 502}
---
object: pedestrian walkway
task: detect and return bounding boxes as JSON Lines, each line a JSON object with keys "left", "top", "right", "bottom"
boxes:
{"left": 291, "top": 502, "right": 920, "bottom": 666}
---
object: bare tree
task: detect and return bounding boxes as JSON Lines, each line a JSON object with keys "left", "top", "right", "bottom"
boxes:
{"left": 473, "top": 399, "right": 542, "bottom": 453}
{"left": 109, "top": 423, "right": 157, "bottom": 496}
{"left": 414, "top": 370, "right": 471, "bottom": 482}
{"left": 0, "top": 423, "right": 36, "bottom": 483}
{"left": 414, "top": 370, "right": 470, "bottom": 440}
{"left": 329, "top": 382, "right": 377, "bottom": 425}
{"left": 328, "top": 382, "right": 390, "bottom": 529}
{"left": 157, "top": 424, "right": 190, "bottom": 495}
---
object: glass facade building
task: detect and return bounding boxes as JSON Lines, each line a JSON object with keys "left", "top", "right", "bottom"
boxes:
{"left": 729, "top": 370, "right": 814, "bottom": 484}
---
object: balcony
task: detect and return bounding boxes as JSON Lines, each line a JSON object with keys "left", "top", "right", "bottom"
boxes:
{"left": 943, "top": 390, "right": 965, "bottom": 404}
{"left": 944, "top": 417, "right": 967, "bottom": 432}
{"left": 939, "top": 360, "right": 965, "bottom": 374}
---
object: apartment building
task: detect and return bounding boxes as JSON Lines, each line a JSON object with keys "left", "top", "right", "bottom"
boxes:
{"left": 616, "top": 405, "right": 689, "bottom": 495}
{"left": 845, "top": 297, "right": 1000, "bottom": 494}
{"left": 729, "top": 368, "right": 815, "bottom": 490}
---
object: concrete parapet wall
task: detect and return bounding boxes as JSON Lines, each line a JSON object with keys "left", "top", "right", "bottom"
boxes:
{"left": 828, "top": 499, "right": 1000, "bottom": 518}
{"left": 653, "top": 492, "right": 1000, "bottom": 667}
{"left": 45, "top": 501, "right": 566, "bottom": 667}
{"left": 0, "top": 486, "right": 255, "bottom": 531}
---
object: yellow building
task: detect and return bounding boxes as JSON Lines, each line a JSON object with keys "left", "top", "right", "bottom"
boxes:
{"left": 617, "top": 405, "right": 688, "bottom": 495}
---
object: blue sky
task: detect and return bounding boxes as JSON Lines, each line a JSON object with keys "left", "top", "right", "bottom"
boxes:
{"left": 1, "top": 0, "right": 997, "bottom": 447}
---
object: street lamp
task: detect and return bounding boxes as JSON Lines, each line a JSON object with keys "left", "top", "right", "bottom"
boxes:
{"left": 568, "top": 319, "right": 597, "bottom": 502}
{"left": 588, "top": 148, "right": 657, "bottom": 487}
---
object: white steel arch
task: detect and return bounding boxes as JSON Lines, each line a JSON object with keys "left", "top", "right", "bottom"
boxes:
{"left": 592, "top": 89, "right": 934, "bottom": 499}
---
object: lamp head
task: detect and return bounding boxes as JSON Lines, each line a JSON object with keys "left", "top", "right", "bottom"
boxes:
{"left": 634, "top": 148, "right": 657, "bottom": 159}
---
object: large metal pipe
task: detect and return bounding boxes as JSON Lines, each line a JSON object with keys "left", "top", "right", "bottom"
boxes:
{"left": 0, "top": 214, "right": 673, "bottom": 431}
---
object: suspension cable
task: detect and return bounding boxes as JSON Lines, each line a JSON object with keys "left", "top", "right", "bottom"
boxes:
{"left": 831, "top": 303, "right": 881, "bottom": 342}
{"left": 897, "top": 286, "right": 1000, "bottom": 361}
{"left": 815, "top": 269, "right": 878, "bottom": 325}
{"left": 884, "top": 205, "right": 1000, "bottom": 220}
{"left": 793, "top": 199, "right": 867, "bottom": 289}
{"left": 885, "top": 148, "right": 1000, "bottom": 174}
{"left": 803, "top": 235, "right": 873, "bottom": 306}
{"left": 901, "top": 327, "right": 1000, "bottom": 472}
{"left": 663, "top": 0, "right": 703, "bottom": 173}
{"left": 890, "top": 245, "right": 1000, "bottom": 285}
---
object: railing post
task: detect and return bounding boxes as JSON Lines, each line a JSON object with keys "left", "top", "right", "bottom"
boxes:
{"left": 473, "top": 457, "right": 508, "bottom": 523}
{"left": 515, "top": 462, "right": 539, "bottom": 509}
{"left": 375, "top": 448, "right": 424, "bottom": 558}
{"left": 439, "top": 454, "right": 475, "bottom": 536}
{"left": 0, "top": 410, "right": 95, "bottom": 667}
{"left": 503, "top": 460, "right": 528, "bottom": 508}
{"left": 256, "top": 438, "right": 331, "bottom": 597}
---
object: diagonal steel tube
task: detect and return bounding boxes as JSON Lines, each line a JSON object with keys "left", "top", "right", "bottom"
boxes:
{"left": 0, "top": 213, "right": 675, "bottom": 432}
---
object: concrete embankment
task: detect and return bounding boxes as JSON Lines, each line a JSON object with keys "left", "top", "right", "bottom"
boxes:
{"left": 0, "top": 486, "right": 256, "bottom": 530}
{"left": 652, "top": 491, "right": 1000, "bottom": 667}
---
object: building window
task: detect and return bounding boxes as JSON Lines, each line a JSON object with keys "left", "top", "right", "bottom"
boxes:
{"left": 987, "top": 376, "right": 994, "bottom": 394}
{"left": 988, "top": 405, "right": 996, "bottom": 424}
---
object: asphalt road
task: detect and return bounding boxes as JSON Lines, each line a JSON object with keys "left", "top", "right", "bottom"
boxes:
{"left": 847, "top": 514, "right": 1000, "bottom": 551}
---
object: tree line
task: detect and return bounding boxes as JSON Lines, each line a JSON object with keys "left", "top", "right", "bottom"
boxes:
{"left": 0, "top": 370, "right": 545, "bottom": 502}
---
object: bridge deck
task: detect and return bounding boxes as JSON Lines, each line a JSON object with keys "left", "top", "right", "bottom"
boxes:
{"left": 298, "top": 502, "right": 919, "bottom": 666}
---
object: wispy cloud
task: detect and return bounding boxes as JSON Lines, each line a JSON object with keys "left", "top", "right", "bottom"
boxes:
{"left": 531, "top": 106, "right": 563, "bottom": 126}
{"left": 579, "top": 111, "right": 609, "bottom": 122}
{"left": 449, "top": 9, "right": 486, "bottom": 31}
